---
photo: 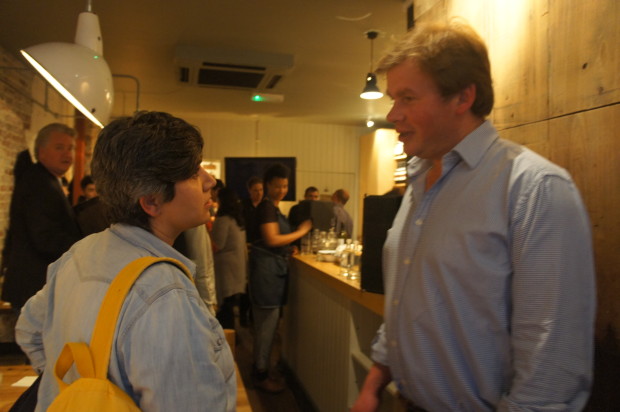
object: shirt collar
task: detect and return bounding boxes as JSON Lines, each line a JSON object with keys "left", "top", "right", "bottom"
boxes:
{"left": 406, "top": 120, "right": 498, "bottom": 179}
{"left": 109, "top": 223, "right": 197, "bottom": 274}
{"left": 451, "top": 120, "right": 498, "bottom": 169}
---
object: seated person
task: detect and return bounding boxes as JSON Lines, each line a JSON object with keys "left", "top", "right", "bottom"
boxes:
{"left": 16, "top": 111, "right": 237, "bottom": 411}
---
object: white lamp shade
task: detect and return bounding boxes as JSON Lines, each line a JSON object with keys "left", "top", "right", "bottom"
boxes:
{"left": 21, "top": 42, "right": 114, "bottom": 128}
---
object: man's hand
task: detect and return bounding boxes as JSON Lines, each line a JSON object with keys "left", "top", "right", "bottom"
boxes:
{"left": 350, "top": 363, "right": 392, "bottom": 412}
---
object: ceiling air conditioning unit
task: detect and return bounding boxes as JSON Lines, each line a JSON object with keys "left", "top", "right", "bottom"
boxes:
{"left": 174, "top": 45, "right": 294, "bottom": 91}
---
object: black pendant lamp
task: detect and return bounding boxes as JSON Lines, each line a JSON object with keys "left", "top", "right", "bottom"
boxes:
{"left": 360, "top": 30, "right": 383, "bottom": 100}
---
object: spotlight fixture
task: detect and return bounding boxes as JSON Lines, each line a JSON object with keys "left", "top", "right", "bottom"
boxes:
{"left": 360, "top": 30, "right": 383, "bottom": 100}
{"left": 20, "top": 1, "right": 113, "bottom": 128}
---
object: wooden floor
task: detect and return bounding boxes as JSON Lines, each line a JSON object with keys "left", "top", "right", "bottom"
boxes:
{"left": 234, "top": 317, "right": 315, "bottom": 412}
{"left": 0, "top": 313, "right": 314, "bottom": 412}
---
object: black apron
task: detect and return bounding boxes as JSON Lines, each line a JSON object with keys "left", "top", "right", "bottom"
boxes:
{"left": 249, "top": 209, "right": 292, "bottom": 308}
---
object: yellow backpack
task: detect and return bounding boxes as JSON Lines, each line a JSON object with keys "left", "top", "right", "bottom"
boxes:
{"left": 48, "top": 257, "right": 191, "bottom": 411}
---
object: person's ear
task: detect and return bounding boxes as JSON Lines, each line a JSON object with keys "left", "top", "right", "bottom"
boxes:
{"left": 455, "top": 83, "right": 476, "bottom": 114}
{"left": 139, "top": 194, "right": 162, "bottom": 217}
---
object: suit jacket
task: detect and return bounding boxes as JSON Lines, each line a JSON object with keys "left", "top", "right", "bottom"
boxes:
{"left": 73, "top": 196, "right": 111, "bottom": 237}
{"left": 2, "top": 162, "right": 81, "bottom": 308}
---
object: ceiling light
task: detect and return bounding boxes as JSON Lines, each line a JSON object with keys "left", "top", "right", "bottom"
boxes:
{"left": 360, "top": 31, "right": 383, "bottom": 100}
{"left": 366, "top": 119, "right": 375, "bottom": 128}
{"left": 20, "top": 1, "right": 113, "bottom": 128}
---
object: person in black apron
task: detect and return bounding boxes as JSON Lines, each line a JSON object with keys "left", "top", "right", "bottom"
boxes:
{"left": 248, "top": 163, "right": 312, "bottom": 393}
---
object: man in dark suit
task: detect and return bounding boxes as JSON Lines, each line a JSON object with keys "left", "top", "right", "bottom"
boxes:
{"left": 1, "top": 123, "right": 81, "bottom": 310}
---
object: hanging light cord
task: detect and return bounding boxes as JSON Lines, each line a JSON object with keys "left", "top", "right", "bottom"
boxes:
{"left": 367, "top": 31, "right": 379, "bottom": 72}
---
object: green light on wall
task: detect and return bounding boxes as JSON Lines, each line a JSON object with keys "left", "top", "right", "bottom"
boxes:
{"left": 250, "top": 92, "right": 284, "bottom": 103}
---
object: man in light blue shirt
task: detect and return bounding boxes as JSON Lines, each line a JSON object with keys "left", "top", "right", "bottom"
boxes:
{"left": 16, "top": 112, "right": 237, "bottom": 411}
{"left": 352, "top": 21, "right": 596, "bottom": 412}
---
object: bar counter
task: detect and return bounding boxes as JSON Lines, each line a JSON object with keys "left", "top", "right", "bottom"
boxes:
{"left": 291, "top": 254, "right": 384, "bottom": 316}
{"left": 282, "top": 254, "right": 402, "bottom": 412}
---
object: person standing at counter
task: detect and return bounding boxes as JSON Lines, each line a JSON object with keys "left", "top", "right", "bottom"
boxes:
{"left": 331, "top": 188, "right": 353, "bottom": 238}
{"left": 249, "top": 163, "right": 312, "bottom": 393}
{"left": 288, "top": 185, "right": 320, "bottom": 231}
{"left": 352, "top": 21, "right": 596, "bottom": 412}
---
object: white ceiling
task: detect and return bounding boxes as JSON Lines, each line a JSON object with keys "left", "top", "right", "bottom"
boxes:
{"left": 0, "top": 0, "right": 410, "bottom": 128}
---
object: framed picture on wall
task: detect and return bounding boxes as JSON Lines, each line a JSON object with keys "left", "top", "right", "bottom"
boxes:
{"left": 225, "top": 157, "right": 297, "bottom": 201}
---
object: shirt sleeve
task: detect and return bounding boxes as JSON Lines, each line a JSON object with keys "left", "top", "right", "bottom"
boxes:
{"left": 186, "top": 225, "right": 217, "bottom": 315}
{"left": 498, "top": 174, "right": 596, "bottom": 411}
{"left": 211, "top": 216, "right": 230, "bottom": 251}
{"left": 118, "top": 274, "right": 236, "bottom": 411}
{"left": 14, "top": 261, "right": 60, "bottom": 373}
{"left": 370, "top": 323, "right": 389, "bottom": 366}
{"left": 257, "top": 200, "right": 278, "bottom": 225}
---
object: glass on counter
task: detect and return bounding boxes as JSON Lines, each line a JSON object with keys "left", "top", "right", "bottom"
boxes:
{"left": 339, "top": 240, "right": 362, "bottom": 281}
{"left": 301, "top": 233, "right": 312, "bottom": 255}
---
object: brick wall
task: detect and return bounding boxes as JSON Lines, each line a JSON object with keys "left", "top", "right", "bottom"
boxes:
{"left": 0, "top": 44, "right": 73, "bottom": 272}
{"left": 0, "top": 47, "right": 32, "bottom": 252}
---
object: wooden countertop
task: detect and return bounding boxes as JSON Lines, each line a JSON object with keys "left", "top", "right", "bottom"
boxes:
{"left": 291, "top": 254, "right": 385, "bottom": 316}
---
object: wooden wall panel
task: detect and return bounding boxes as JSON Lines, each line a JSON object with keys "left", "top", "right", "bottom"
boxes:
{"left": 497, "top": 121, "right": 550, "bottom": 159}
{"left": 401, "top": 0, "right": 620, "bottom": 378}
{"left": 415, "top": 0, "right": 449, "bottom": 24}
{"left": 489, "top": 0, "right": 550, "bottom": 129}
{"left": 548, "top": 106, "right": 620, "bottom": 341}
{"left": 549, "top": 0, "right": 620, "bottom": 116}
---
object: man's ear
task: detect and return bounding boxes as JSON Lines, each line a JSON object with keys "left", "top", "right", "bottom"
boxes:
{"left": 455, "top": 83, "right": 476, "bottom": 114}
{"left": 139, "top": 194, "right": 162, "bottom": 217}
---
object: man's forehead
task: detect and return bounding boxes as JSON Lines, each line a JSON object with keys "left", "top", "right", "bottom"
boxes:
{"left": 45, "top": 132, "right": 74, "bottom": 145}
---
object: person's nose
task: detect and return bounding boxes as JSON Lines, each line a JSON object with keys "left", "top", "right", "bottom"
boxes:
{"left": 386, "top": 103, "right": 402, "bottom": 124}
{"left": 200, "top": 167, "right": 216, "bottom": 191}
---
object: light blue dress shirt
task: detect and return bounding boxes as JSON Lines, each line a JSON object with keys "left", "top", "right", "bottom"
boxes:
{"left": 16, "top": 224, "right": 236, "bottom": 412}
{"left": 371, "top": 121, "right": 596, "bottom": 411}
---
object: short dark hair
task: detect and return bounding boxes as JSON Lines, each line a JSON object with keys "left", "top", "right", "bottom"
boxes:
{"left": 91, "top": 111, "right": 203, "bottom": 232}
{"left": 246, "top": 176, "right": 263, "bottom": 190}
{"left": 333, "top": 189, "right": 350, "bottom": 205}
{"left": 304, "top": 186, "right": 319, "bottom": 196}
{"left": 214, "top": 179, "right": 225, "bottom": 191}
{"left": 80, "top": 175, "right": 94, "bottom": 190}
{"left": 263, "top": 163, "right": 290, "bottom": 185}
{"left": 216, "top": 187, "right": 244, "bottom": 228}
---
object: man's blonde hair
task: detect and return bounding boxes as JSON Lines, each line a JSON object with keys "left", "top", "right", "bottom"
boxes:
{"left": 377, "top": 19, "right": 494, "bottom": 117}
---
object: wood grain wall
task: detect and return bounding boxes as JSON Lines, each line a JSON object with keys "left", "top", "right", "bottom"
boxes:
{"left": 408, "top": 1, "right": 620, "bottom": 407}
{"left": 413, "top": 0, "right": 620, "bottom": 353}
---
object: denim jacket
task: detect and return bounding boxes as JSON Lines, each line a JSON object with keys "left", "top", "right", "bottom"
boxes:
{"left": 16, "top": 224, "right": 236, "bottom": 411}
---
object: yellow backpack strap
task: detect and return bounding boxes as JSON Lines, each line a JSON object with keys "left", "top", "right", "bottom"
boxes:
{"left": 54, "top": 342, "right": 96, "bottom": 391}
{"left": 89, "top": 256, "right": 192, "bottom": 379}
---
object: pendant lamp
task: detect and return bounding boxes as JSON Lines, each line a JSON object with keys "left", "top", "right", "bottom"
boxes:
{"left": 360, "top": 31, "right": 383, "bottom": 100}
{"left": 20, "top": 1, "right": 113, "bottom": 128}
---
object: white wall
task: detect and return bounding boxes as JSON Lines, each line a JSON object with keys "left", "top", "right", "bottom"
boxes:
{"left": 184, "top": 115, "right": 365, "bottom": 239}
